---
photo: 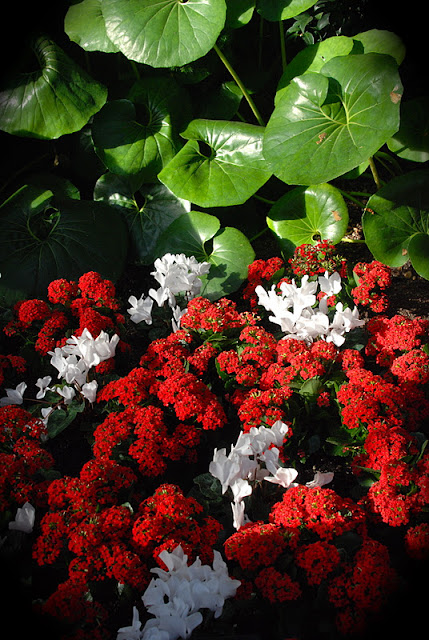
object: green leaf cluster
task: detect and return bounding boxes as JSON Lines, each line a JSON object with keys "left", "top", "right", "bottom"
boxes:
{"left": 1, "top": 0, "right": 428, "bottom": 299}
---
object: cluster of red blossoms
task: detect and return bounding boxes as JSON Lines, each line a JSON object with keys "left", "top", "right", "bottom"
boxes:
{"left": 1, "top": 245, "right": 429, "bottom": 640}
{"left": 225, "top": 485, "right": 398, "bottom": 634}
{"left": 351, "top": 260, "right": 392, "bottom": 312}
{"left": 3, "top": 272, "right": 127, "bottom": 367}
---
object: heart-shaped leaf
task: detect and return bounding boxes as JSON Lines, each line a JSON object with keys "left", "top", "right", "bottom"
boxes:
{"left": 92, "top": 77, "right": 189, "bottom": 186}
{"left": 362, "top": 170, "right": 429, "bottom": 274}
{"left": 94, "top": 173, "right": 190, "bottom": 265}
{"left": 387, "top": 97, "right": 429, "bottom": 163}
{"left": 267, "top": 183, "right": 349, "bottom": 256}
{"left": 155, "top": 211, "right": 255, "bottom": 299}
{"left": 158, "top": 119, "right": 272, "bottom": 207}
{"left": 0, "top": 36, "right": 107, "bottom": 139}
{"left": 0, "top": 185, "right": 128, "bottom": 296}
{"left": 102, "top": 0, "right": 226, "bottom": 67}
{"left": 263, "top": 53, "right": 402, "bottom": 185}
{"left": 65, "top": 0, "right": 119, "bottom": 53}
{"left": 257, "top": 0, "right": 318, "bottom": 21}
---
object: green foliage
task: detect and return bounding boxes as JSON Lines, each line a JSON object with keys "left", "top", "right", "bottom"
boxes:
{"left": 1, "top": 1, "right": 428, "bottom": 299}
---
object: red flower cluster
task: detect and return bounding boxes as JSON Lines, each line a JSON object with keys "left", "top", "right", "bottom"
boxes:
{"left": 132, "top": 484, "right": 222, "bottom": 568}
{"left": 3, "top": 271, "right": 126, "bottom": 357}
{"left": 351, "top": 260, "right": 392, "bottom": 312}
{"left": 0, "top": 406, "right": 53, "bottom": 510}
{"left": 0, "top": 353, "right": 26, "bottom": 386}
{"left": 288, "top": 240, "right": 348, "bottom": 278}
{"left": 242, "top": 256, "right": 285, "bottom": 308}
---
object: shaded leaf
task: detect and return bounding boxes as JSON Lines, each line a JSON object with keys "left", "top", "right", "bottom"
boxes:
{"left": 0, "top": 36, "right": 107, "bottom": 139}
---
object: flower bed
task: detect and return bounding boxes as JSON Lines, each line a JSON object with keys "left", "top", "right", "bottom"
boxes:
{"left": 1, "top": 245, "right": 429, "bottom": 640}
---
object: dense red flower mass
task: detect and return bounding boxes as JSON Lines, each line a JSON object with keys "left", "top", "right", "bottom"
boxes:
{"left": 1, "top": 249, "right": 429, "bottom": 640}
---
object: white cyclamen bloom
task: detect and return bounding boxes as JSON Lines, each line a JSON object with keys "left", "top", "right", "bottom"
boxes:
{"left": 63, "top": 328, "right": 119, "bottom": 368}
{"left": 49, "top": 349, "right": 89, "bottom": 386}
{"left": 0, "top": 382, "right": 27, "bottom": 406}
{"left": 318, "top": 271, "right": 342, "bottom": 297}
{"left": 264, "top": 466, "right": 299, "bottom": 489}
{"left": 35, "top": 376, "right": 52, "bottom": 399}
{"left": 128, "top": 294, "right": 154, "bottom": 325}
{"left": 81, "top": 380, "right": 98, "bottom": 403}
{"left": 8, "top": 502, "right": 35, "bottom": 533}
{"left": 53, "top": 384, "right": 76, "bottom": 405}
{"left": 306, "top": 470, "right": 334, "bottom": 488}
{"left": 137, "top": 545, "right": 240, "bottom": 640}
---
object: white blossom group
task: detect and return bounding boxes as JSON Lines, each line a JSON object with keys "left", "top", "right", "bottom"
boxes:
{"left": 116, "top": 545, "right": 240, "bottom": 640}
{"left": 127, "top": 253, "right": 210, "bottom": 332}
{"left": 255, "top": 271, "right": 365, "bottom": 346}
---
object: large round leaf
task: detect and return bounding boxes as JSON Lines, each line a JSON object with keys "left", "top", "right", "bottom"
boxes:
{"left": 92, "top": 77, "right": 189, "bottom": 185}
{"left": 102, "top": 0, "right": 226, "bottom": 68}
{"left": 0, "top": 185, "right": 128, "bottom": 296}
{"left": 225, "top": 0, "right": 255, "bottom": 28}
{"left": 158, "top": 119, "right": 272, "bottom": 207}
{"left": 0, "top": 37, "right": 107, "bottom": 139}
{"left": 387, "top": 97, "right": 429, "bottom": 163}
{"left": 64, "top": 0, "right": 119, "bottom": 53}
{"left": 352, "top": 29, "right": 406, "bottom": 65}
{"left": 94, "top": 173, "right": 190, "bottom": 265}
{"left": 267, "top": 183, "right": 349, "bottom": 256}
{"left": 155, "top": 211, "right": 255, "bottom": 299}
{"left": 362, "top": 170, "right": 429, "bottom": 274}
{"left": 263, "top": 53, "right": 402, "bottom": 185}
{"left": 275, "top": 36, "right": 356, "bottom": 103}
{"left": 257, "top": 0, "right": 318, "bottom": 21}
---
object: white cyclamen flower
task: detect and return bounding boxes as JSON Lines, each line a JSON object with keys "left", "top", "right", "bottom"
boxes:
{"left": 128, "top": 294, "right": 154, "bottom": 324}
{"left": 35, "top": 376, "right": 52, "bottom": 399}
{"left": 81, "top": 380, "right": 98, "bottom": 403}
{"left": 318, "top": 271, "right": 342, "bottom": 297}
{"left": 63, "top": 329, "right": 119, "bottom": 368}
{"left": 0, "top": 382, "right": 27, "bottom": 406}
{"left": 8, "top": 502, "right": 35, "bottom": 533}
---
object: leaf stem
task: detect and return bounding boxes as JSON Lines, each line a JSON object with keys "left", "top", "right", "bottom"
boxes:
{"left": 213, "top": 43, "right": 265, "bottom": 126}
{"left": 249, "top": 226, "right": 270, "bottom": 243}
{"left": 336, "top": 188, "right": 366, "bottom": 208}
{"left": 279, "top": 20, "right": 287, "bottom": 72}
{"left": 368, "top": 156, "right": 382, "bottom": 190}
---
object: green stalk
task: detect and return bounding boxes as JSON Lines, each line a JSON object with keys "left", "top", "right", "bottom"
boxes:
{"left": 279, "top": 20, "right": 287, "bottom": 72}
{"left": 213, "top": 43, "right": 265, "bottom": 126}
{"left": 336, "top": 188, "right": 367, "bottom": 208}
{"left": 368, "top": 156, "right": 382, "bottom": 190}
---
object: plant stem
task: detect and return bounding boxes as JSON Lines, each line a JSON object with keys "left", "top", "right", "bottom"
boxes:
{"left": 279, "top": 20, "right": 287, "bottom": 72}
{"left": 336, "top": 188, "right": 366, "bottom": 208}
{"left": 368, "top": 156, "right": 382, "bottom": 190}
{"left": 249, "top": 226, "right": 270, "bottom": 243}
{"left": 341, "top": 237, "right": 366, "bottom": 244}
{"left": 213, "top": 43, "right": 265, "bottom": 126}
{"left": 253, "top": 193, "right": 276, "bottom": 205}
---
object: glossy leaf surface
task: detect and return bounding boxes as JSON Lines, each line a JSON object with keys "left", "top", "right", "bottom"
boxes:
{"left": 65, "top": 0, "right": 119, "bottom": 53}
{"left": 158, "top": 119, "right": 272, "bottom": 207}
{"left": 0, "top": 37, "right": 107, "bottom": 139}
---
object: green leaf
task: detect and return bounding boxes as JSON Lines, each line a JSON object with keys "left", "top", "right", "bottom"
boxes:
{"left": 263, "top": 53, "right": 402, "bottom": 185}
{"left": 0, "top": 36, "right": 107, "bottom": 139}
{"left": 64, "top": 0, "right": 119, "bottom": 53}
{"left": 276, "top": 35, "right": 356, "bottom": 102}
{"left": 155, "top": 211, "right": 255, "bottom": 299}
{"left": 257, "top": 0, "right": 318, "bottom": 21}
{"left": 362, "top": 170, "right": 429, "bottom": 274}
{"left": 47, "top": 401, "right": 85, "bottom": 439}
{"left": 158, "top": 119, "right": 272, "bottom": 207}
{"left": 387, "top": 97, "right": 429, "bottom": 163}
{"left": 352, "top": 29, "right": 406, "bottom": 65}
{"left": 267, "top": 183, "right": 349, "bottom": 256}
{"left": 225, "top": 0, "right": 255, "bottom": 28}
{"left": 94, "top": 173, "right": 191, "bottom": 265}
{"left": 102, "top": 0, "right": 226, "bottom": 67}
{"left": 92, "top": 77, "right": 190, "bottom": 186}
{"left": 0, "top": 185, "right": 128, "bottom": 296}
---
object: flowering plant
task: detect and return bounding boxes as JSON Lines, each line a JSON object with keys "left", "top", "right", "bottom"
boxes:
{"left": 1, "top": 243, "right": 429, "bottom": 640}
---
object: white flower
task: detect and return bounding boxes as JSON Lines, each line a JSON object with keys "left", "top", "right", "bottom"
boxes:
{"left": 35, "top": 376, "right": 52, "bottom": 399}
{"left": 171, "top": 305, "right": 187, "bottom": 333}
{"left": 318, "top": 271, "right": 342, "bottom": 297}
{"left": 63, "top": 329, "right": 119, "bottom": 368}
{"left": 306, "top": 470, "right": 334, "bottom": 488}
{"left": 81, "top": 380, "right": 98, "bottom": 403}
{"left": 264, "top": 467, "right": 299, "bottom": 489}
{"left": 54, "top": 384, "right": 76, "bottom": 405}
{"left": 0, "top": 382, "right": 27, "bottom": 406}
{"left": 128, "top": 294, "right": 154, "bottom": 324}
{"left": 116, "top": 606, "right": 144, "bottom": 640}
{"left": 209, "top": 448, "right": 241, "bottom": 494}
{"left": 280, "top": 275, "right": 318, "bottom": 319}
{"left": 8, "top": 502, "right": 35, "bottom": 533}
